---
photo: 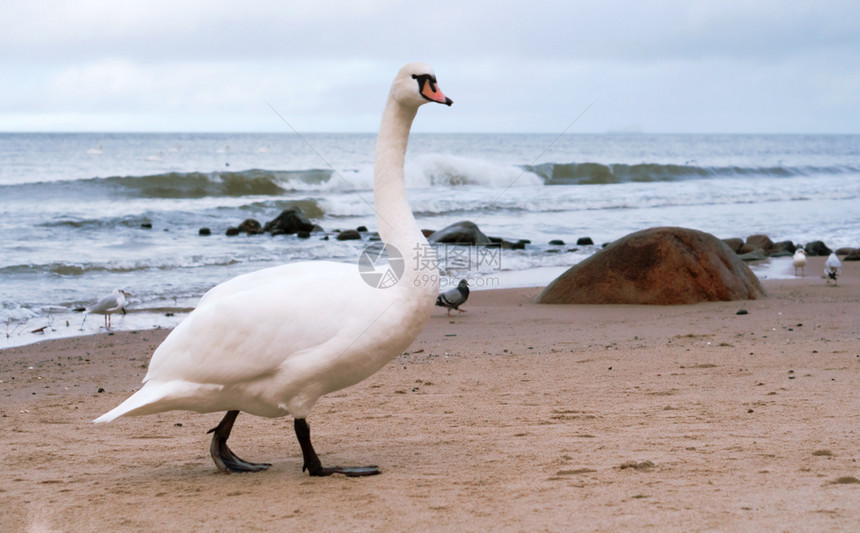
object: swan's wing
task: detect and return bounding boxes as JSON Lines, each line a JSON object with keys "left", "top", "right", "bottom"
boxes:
{"left": 144, "top": 261, "right": 392, "bottom": 385}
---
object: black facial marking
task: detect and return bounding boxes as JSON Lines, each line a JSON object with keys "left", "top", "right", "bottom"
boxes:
{"left": 412, "top": 73, "right": 438, "bottom": 98}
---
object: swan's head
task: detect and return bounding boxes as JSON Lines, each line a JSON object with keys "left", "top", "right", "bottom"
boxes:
{"left": 391, "top": 62, "right": 453, "bottom": 108}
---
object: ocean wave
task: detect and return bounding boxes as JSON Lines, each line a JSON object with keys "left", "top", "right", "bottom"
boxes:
{"left": 0, "top": 169, "right": 346, "bottom": 201}
{"left": 0, "top": 257, "right": 244, "bottom": 277}
{"left": 3, "top": 161, "right": 858, "bottom": 207}
{"left": 100, "top": 169, "right": 338, "bottom": 198}
{"left": 406, "top": 154, "right": 543, "bottom": 188}
{"left": 524, "top": 162, "right": 860, "bottom": 185}
{"left": 39, "top": 214, "right": 156, "bottom": 229}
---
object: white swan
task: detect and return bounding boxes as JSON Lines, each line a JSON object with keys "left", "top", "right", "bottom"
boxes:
{"left": 95, "top": 63, "right": 453, "bottom": 477}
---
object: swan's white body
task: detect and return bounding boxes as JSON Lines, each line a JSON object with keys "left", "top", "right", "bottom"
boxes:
{"left": 792, "top": 249, "right": 807, "bottom": 276}
{"left": 96, "top": 63, "right": 445, "bottom": 426}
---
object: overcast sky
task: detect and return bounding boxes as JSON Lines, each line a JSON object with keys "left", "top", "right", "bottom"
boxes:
{"left": 2, "top": 0, "right": 859, "bottom": 133}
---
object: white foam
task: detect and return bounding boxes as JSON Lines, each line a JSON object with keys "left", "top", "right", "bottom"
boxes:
{"left": 406, "top": 154, "right": 542, "bottom": 188}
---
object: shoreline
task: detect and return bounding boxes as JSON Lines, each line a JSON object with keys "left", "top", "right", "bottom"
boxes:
{"left": 2, "top": 255, "right": 858, "bottom": 531}
{"left": 0, "top": 254, "right": 825, "bottom": 350}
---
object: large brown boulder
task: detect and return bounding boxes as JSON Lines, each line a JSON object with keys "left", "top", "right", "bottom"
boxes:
{"left": 537, "top": 227, "right": 765, "bottom": 305}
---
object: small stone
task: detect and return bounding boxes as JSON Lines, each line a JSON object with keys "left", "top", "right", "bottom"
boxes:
{"left": 237, "top": 218, "right": 263, "bottom": 235}
{"left": 736, "top": 309, "right": 748, "bottom": 315}
{"left": 198, "top": 227, "right": 211, "bottom": 236}
{"left": 336, "top": 229, "right": 362, "bottom": 241}
{"left": 97, "top": 387, "right": 105, "bottom": 393}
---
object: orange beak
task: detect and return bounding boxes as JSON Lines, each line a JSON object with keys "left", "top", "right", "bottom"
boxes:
{"left": 421, "top": 80, "right": 453, "bottom": 106}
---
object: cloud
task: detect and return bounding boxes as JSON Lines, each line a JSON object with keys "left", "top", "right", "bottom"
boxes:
{"left": 1, "top": 0, "right": 859, "bottom": 132}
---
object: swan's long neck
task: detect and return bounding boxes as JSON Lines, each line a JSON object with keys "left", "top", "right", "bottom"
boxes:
{"left": 374, "top": 97, "right": 437, "bottom": 293}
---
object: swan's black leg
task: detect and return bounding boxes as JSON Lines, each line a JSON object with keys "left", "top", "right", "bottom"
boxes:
{"left": 294, "top": 418, "right": 379, "bottom": 477}
{"left": 207, "top": 410, "right": 271, "bottom": 473}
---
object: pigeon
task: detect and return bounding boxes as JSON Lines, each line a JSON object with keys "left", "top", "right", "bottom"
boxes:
{"left": 436, "top": 279, "right": 470, "bottom": 317}
{"left": 824, "top": 252, "right": 842, "bottom": 285}
{"left": 792, "top": 249, "right": 807, "bottom": 276}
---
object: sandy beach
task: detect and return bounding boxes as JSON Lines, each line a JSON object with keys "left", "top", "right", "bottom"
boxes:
{"left": 1, "top": 255, "right": 858, "bottom": 532}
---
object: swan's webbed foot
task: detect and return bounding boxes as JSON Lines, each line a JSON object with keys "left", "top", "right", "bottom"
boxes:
{"left": 295, "top": 418, "right": 380, "bottom": 477}
{"left": 305, "top": 464, "right": 380, "bottom": 477}
{"left": 208, "top": 410, "right": 271, "bottom": 473}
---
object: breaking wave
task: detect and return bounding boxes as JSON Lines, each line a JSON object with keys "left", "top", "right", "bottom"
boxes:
{"left": 524, "top": 162, "right": 860, "bottom": 185}
{"left": 3, "top": 160, "right": 857, "bottom": 205}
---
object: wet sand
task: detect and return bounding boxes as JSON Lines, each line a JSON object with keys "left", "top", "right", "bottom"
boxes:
{"left": 1, "top": 256, "right": 858, "bottom": 531}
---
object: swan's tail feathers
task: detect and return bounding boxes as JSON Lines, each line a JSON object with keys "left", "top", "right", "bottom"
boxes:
{"left": 93, "top": 380, "right": 211, "bottom": 423}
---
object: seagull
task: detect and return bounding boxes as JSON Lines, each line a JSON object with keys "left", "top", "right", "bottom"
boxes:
{"left": 436, "top": 279, "right": 470, "bottom": 317}
{"left": 792, "top": 249, "right": 807, "bottom": 276}
{"left": 824, "top": 252, "right": 842, "bottom": 285}
{"left": 79, "top": 288, "right": 130, "bottom": 329}
{"left": 94, "top": 63, "right": 453, "bottom": 477}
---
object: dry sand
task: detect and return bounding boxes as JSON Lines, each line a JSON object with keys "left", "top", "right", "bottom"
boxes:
{"left": 1, "top": 255, "right": 858, "bottom": 532}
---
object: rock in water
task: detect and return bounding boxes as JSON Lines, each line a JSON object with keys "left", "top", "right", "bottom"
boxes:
{"left": 238, "top": 218, "right": 263, "bottom": 235}
{"left": 336, "top": 229, "right": 362, "bottom": 241}
{"left": 536, "top": 227, "right": 766, "bottom": 305}
{"left": 740, "top": 234, "right": 774, "bottom": 255}
{"left": 427, "top": 220, "right": 491, "bottom": 245}
{"left": 804, "top": 240, "right": 832, "bottom": 256}
{"left": 721, "top": 237, "right": 744, "bottom": 253}
{"left": 263, "top": 208, "right": 316, "bottom": 236}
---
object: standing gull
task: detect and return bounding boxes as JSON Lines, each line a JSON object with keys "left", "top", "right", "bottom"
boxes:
{"left": 95, "top": 63, "right": 453, "bottom": 477}
{"left": 436, "top": 279, "right": 470, "bottom": 316}
{"left": 792, "top": 249, "right": 807, "bottom": 276}
{"left": 79, "top": 288, "right": 130, "bottom": 329}
{"left": 824, "top": 252, "right": 842, "bottom": 285}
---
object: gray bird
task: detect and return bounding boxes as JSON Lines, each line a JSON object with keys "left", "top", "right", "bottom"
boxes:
{"left": 824, "top": 252, "right": 842, "bottom": 285}
{"left": 436, "top": 279, "right": 470, "bottom": 316}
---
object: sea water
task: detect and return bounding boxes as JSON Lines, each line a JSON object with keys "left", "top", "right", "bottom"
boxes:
{"left": 2, "top": 132, "right": 858, "bottom": 347}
